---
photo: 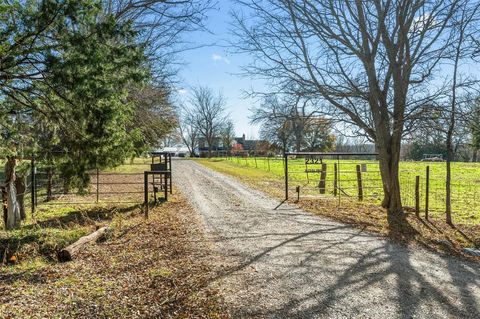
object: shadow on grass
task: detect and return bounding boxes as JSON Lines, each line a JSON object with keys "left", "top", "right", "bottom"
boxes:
{"left": 0, "top": 204, "right": 140, "bottom": 264}
{"left": 31, "top": 204, "right": 140, "bottom": 229}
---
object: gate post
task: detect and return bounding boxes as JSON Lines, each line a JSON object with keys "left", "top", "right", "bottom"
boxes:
{"left": 144, "top": 171, "right": 149, "bottom": 218}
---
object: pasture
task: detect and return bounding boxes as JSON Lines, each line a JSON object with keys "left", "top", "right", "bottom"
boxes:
{"left": 209, "top": 156, "right": 480, "bottom": 225}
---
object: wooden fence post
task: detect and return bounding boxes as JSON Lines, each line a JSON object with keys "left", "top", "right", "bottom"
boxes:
{"left": 415, "top": 175, "right": 420, "bottom": 217}
{"left": 334, "top": 163, "right": 338, "bottom": 196}
{"left": 425, "top": 166, "right": 430, "bottom": 220}
{"left": 356, "top": 164, "right": 363, "bottom": 201}
{"left": 319, "top": 163, "right": 327, "bottom": 194}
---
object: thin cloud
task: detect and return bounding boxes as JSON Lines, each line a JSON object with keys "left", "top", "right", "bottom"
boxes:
{"left": 212, "top": 53, "right": 230, "bottom": 64}
{"left": 177, "top": 88, "right": 188, "bottom": 94}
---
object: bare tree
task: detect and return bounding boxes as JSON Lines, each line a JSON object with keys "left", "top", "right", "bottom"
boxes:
{"left": 442, "top": 0, "right": 480, "bottom": 224}
{"left": 232, "top": 0, "right": 462, "bottom": 228}
{"left": 250, "top": 94, "right": 322, "bottom": 152}
{"left": 179, "top": 107, "right": 199, "bottom": 157}
{"left": 220, "top": 120, "right": 236, "bottom": 152}
{"left": 303, "top": 117, "right": 335, "bottom": 152}
{"left": 105, "top": 0, "right": 214, "bottom": 82}
{"left": 468, "top": 98, "right": 480, "bottom": 162}
{"left": 188, "top": 86, "right": 227, "bottom": 157}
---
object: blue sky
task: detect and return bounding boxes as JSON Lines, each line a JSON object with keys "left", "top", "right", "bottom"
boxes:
{"left": 176, "top": 0, "right": 263, "bottom": 139}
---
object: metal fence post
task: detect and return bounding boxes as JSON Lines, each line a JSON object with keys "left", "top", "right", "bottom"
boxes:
{"left": 284, "top": 153, "right": 289, "bottom": 200}
{"left": 144, "top": 171, "right": 149, "bottom": 218}
{"left": 415, "top": 175, "right": 420, "bottom": 217}
{"left": 164, "top": 172, "right": 168, "bottom": 201}
{"left": 334, "top": 163, "right": 338, "bottom": 197}
{"left": 96, "top": 168, "right": 99, "bottom": 203}
{"left": 425, "top": 166, "right": 430, "bottom": 220}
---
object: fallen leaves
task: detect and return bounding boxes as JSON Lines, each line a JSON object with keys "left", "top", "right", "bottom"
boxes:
{"left": 0, "top": 195, "right": 231, "bottom": 318}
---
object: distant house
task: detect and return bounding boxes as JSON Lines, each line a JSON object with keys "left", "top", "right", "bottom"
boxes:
{"left": 233, "top": 134, "right": 270, "bottom": 153}
{"left": 197, "top": 137, "right": 227, "bottom": 153}
{"left": 196, "top": 134, "right": 269, "bottom": 156}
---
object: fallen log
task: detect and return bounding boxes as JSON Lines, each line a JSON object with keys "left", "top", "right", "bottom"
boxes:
{"left": 58, "top": 226, "right": 108, "bottom": 262}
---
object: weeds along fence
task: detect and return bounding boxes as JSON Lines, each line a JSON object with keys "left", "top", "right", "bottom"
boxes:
{"left": 214, "top": 150, "right": 480, "bottom": 225}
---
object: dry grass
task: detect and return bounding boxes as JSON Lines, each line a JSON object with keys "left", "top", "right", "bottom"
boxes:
{"left": 0, "top": 194, "right": 231, "bottom": 318}
{"left": 197, "top": 158, "right": 480, "bottom": 262}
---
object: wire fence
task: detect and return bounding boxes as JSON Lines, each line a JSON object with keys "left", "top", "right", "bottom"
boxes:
{"left": 212, "top": 151, "right": 480, "bottom": 225}
{"left": 0, "top": 156, "right": 173, "bottom": 220}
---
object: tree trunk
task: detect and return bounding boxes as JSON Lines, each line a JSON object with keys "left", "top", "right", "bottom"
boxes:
{"left": 376, "top": 134, "right": 405, "bottom": 230}
{"left": 4, "top": 157, "right": 21, "bottom": 230}
{"left": 2, "top": 186, "right": 7, "bottom": 228}
{"left": 14, "top": 175, "right": 26, "bottom": 220}
{"left": 473, "top": 148, "right": 478, "bottom": 162}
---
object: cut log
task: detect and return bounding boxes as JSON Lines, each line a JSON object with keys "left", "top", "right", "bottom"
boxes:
{"left": 58, "top": 226, "right": 108, "bottom": 262}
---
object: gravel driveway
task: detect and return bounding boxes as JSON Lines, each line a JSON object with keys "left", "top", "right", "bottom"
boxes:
{"left": 174, "top": 160, "right": 480, "bottom": 319}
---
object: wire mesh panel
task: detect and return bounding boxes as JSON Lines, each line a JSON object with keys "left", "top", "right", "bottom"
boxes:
{"left": 284, "top": 152, "right": 380, "bottom": 203}
{"left": 34, "top": 160, "right": 151, "bottom": 206}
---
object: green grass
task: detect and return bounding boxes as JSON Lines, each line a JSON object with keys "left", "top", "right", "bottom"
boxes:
{"left": 0, "top": 158, "right": 148, "bottom": 266}
{"left": 198, "top": 157, "right": 480, "bottom": 225}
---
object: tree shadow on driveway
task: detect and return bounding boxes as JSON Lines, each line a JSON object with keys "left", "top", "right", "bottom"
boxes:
{"left": 209, "top": 217, "right": 480, "bottom": 318}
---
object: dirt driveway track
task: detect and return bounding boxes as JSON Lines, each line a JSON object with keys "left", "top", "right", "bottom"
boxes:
{"left": 174, "top": 160, "right": 480, "bottom": 319}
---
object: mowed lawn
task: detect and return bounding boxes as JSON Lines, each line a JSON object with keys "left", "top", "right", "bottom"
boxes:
{"left": 199, "top": 157, "right": 480, "bottom": 225}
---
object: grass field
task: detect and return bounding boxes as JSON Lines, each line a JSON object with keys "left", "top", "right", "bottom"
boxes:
{"left": 203, "top": 156, "right": 480, "bottom": 225}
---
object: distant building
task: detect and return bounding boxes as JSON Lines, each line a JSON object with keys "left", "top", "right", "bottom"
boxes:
{"left": 157, "top": 144, "right": 190, "bottom": 157}
{"left": 233, "top": 134, "right": 265, "bottom": 151}
{"left": 196, "top": 134, "right": 269, "bottom": 156}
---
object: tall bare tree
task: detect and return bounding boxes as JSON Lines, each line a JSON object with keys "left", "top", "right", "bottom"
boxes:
{"left": 250, "top": 94, "right": 322, "bottom": 152}
{"left": 232, "top": 0, "right": 462, "bottom": 228}
{"left": 179, "top": 107, "right": 199, "bottom": 157}
{"left": 220, "top": 120, "right": 236, "bottom": 152}
{"left": 188, "top": 86, "right": 227, "bottom": 157}
{"left": 444, "top": 0, "right": 480, "bottom": 224}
